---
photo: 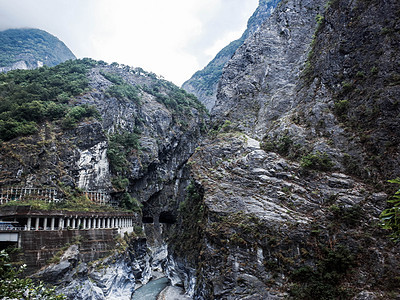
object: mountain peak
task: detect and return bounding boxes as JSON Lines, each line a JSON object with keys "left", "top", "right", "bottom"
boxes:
{"left": 0, "top": 28, "right": 76, "bottom": 72}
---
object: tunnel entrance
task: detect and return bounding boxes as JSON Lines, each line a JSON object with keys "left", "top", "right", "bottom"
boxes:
{"left": 142, "top": 216, "right": 154, "bottom": 224}
{"left": 159, "top": 211, "right": 176, "bottom": 224}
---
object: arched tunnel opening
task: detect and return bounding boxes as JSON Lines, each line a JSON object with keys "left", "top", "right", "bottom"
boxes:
{"left": 142, "top": 216, "right": 154, "bottom": 223}
{"left": 159, "top": 211, "right": 176, "bottom": 224}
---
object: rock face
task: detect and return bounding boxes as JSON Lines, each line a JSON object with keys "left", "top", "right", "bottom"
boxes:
{"left": 0, "top": 28, "right": 76, "bottom": 72}
{"left": 0, "top": 59, "right": 208, "bottom": 297}
{"left": 166, "top": 0, "right": 400, "bottom": 299}
{"left": 0, "top": 62, "right": 207, "bottom": 206}
{"left": 182, "top": 0, "right": 281, "bottom": 111}
{"left": 1, "top": 0, "right": 400, "bottom": 298}
{"left": 36, "top": 237, "right": 153, "bottom": 300}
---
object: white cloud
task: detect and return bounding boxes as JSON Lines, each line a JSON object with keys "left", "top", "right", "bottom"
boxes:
{"left": 0, "top": 0, "right": 258, "bottom": 85}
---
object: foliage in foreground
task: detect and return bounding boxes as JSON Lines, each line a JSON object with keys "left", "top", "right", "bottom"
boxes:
{"left": 0, "top": 250, "right": 65, "bottom": 299}
{"left": 380, "top": 178, "right": 400, "bottom": 242}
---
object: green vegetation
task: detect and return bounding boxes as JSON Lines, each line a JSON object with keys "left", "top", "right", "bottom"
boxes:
{"left": 111, "top": 176, "right": 130, "bottom": 191}
{"left": 329, "top": 204, "right": 363, "bottom": 226}
{"left": 171, "top": 181, "right": 205, "bottom": 259}
{"left": 0, "top": 250, "right": 65, "bottom": 299}
{"left": 334, "top": 99, "right": 349, "bottom": 116}
{"left": 107, "top": 130, "right": 140, "bottom": 174}
{"left": 142, "top": 79, "right": 207, "bottom": 117}
{"left": 2, "top": 187, "right": 117, "bottom": 212}
{"left": 261, "top": 134, "right": 295, "bottom": 157}
{"left": 289, "top": 245, "right": 355, "bottom": 299}
{"left": 106, "top": 130, "right": 142, "bottom": 212}
{"left": 300, "top": 151, "right": 334, "bottom": 171}
{"left": 380, "top": 178, "right": 400, "bottom": 242}
{"left": 0, "top": 28, "right": 75, "bottom": 67}
{"left": 315, "top": 14, "right": 325, "bottom": 25}
{"left": 61, "top": 104, "right": 101, "bottom": 129}
{"left": 120, "top": 192, "right": 142, "bottom": 212}
{"left": 106, "top": 84, "right": 140, "bottom": 103}
{"left": 0, "top": 58, "right": 98, "bottom": 140}
{"left": 100, "top": 70, "right": 140, "bottom": 103}
{"left": 100, "top": 70, "right": 124, "bottom": 85}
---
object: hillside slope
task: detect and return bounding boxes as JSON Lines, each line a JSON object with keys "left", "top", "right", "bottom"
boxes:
{"left": 182, "top": 0, "right": 281, "bottom": 111}
{"left": 169, "top": 0, "right": 400, "bottom": 298}
{"left": 0, "top": 28, "right": 76, "bottom": 72}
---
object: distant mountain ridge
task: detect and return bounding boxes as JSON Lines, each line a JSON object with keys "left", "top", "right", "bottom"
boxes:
{"left": 0, "top": 28, "right": 76, "bottom": 72}
{"left": 182, "top": 0, "right": 281, "bottom": 110}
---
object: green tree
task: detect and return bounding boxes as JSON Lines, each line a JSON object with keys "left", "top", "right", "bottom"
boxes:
{"left": 0, "top": 250, "right": 65, "bottom": 299}
{"left": 380, "top": 179, "right": 400, "bottom": 242}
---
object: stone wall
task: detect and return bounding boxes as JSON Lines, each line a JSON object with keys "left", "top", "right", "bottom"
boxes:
{"left": 20, "top": 229, "right": 119, "bottom": 275}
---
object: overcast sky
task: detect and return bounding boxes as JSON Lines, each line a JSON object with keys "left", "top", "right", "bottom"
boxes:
{"left": 0, "top": 0, "right": 258, "bottom": 86}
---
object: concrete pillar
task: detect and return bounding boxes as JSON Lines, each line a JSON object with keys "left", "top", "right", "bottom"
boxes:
{"left": 83, "top": 218, "right": 86, "bottom": 229}
{"left": 51, "top": 217, "right": 55, "bottom": 230}
{"left": 72, "top": 218, "right": 76, "bottom": 229}
{"left": 66, "top": 218, "right": 70, "bottom": 228}
{"left": 92, "top": 218, "right": 96, "bottom": 229}
{"left": 59, "top": 218, "right": 64, "bottom": 230}
{"left": 77, "top": 218, "right": 81, "bottom": 229}
{"left": 43, "top": 218, "right": 48, "bottom": 230}
{"left": 107, "top": 218, "right": 110, "bottom": 229}
{"left": 27, "top": 217, "right": 31, "bottom": 231}
{"left": 87, "top": 218, "right": 91, "bottom": 229}
{"left": 35, "top": 217, "right": 40, "bottom": 230}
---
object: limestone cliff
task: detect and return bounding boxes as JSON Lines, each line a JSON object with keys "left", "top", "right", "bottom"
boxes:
{"left": 182, "top": 0, "right": 281, "bottom": 111}
{"left": 0, "top": 28, "right": 76, "bottom": 72}
{"left": 1, "top": 0, "right": 400, "bottom": 298}
{"left": 168, "top": 0, "right": 400, "bottom": 298}
{"left": 0, "top": 60, "right": 207, "bottom": 212}
{"left": 0, "top": 59, "right": 207, "bottom": 297}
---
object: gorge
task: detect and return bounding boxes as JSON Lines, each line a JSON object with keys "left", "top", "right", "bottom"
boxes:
{"left": 0, "top": 0, "right": 400, "bottom": 299}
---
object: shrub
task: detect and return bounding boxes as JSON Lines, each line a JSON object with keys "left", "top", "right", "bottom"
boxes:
{"left": 380, "top": 178, "right": 400, "bottom": 242}
{"left": 111, "top": 176, "right": 129, "bottom": 191}
{"left": 61, "top": 104, "right": 101, "bottom": 129}
{"left": 301, "top": 151, "right": 334, "bottom": 171}
{"left": 120, "top": 192, "right": 142, "bottom": 212}
{"left": 106, "top": 83, "right": 140, "bottom": 103}
{"left": 107, "top": 130, "right": 140, "bottom": 174}
{"left": 289, "top": 245, "right": 354, "bottom": 299}
{"left": 0, "top": 58, "right": 95, "bottom": 140}
{"left": 334, "top": 99, "right": 349, "bottom": 116}
{"left": 0, "top": 250, "right": 65, "bottom": 299}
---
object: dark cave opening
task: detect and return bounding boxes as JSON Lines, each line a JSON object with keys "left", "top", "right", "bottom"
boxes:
{"left": 159, "top": 211, "right": 176, "bottom": 224}
{"left": 142, "top": 216, "right": 154, "bottom": 223}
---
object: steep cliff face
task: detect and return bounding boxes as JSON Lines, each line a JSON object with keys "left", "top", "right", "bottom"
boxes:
{"left": 0, "top": 28, "right": 76, "bottom": 72}
{"left": 0, "top": 59, "right": 207, "bottom": 297}
{"left": 182, "top": 0, "right": 281, "bottom": 111}
{"left": 35, "top": 237, "right": 152, "bottom": 300}
{"left": 0, "top": 61, "right": 207, "bottom": 208}
{"left": 168, "top": 0, "right": 400, "bottom": 298}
